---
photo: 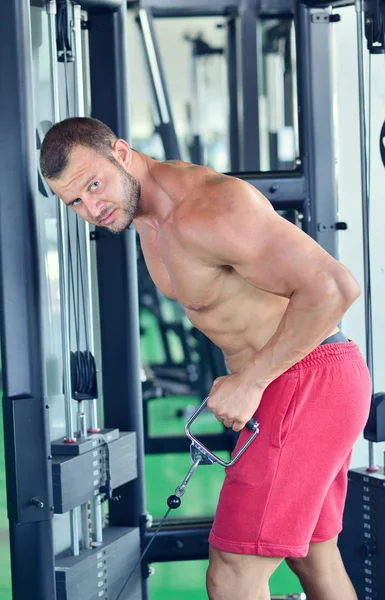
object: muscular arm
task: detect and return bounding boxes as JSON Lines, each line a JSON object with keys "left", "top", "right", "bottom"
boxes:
{"left": 176, "top": 180, "right": 360, "bottom": 386}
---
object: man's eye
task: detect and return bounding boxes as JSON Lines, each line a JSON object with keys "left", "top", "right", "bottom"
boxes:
{"left": 71, "top": 198, "right": 81, "bottom": 207}
{"left": 90, "top": 181, "right": 100, "bottom": 191}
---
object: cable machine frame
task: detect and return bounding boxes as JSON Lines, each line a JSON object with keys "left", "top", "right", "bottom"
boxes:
{"left": 0, "top": 1, "right": 147, "bottom": 599}
{"left": 0, "top": 0, "right": 379, "bottom": 597}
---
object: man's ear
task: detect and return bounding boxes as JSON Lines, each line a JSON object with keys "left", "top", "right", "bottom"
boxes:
{"left": 112, "top": 138, "right": 131, "bottom": 166}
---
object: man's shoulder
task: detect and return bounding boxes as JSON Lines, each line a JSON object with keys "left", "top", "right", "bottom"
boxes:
{"left": 155, "top": 158, "right": 233, "bottom": 183}
{"left": 152, "top": 159, "right": 209, "bottom": 194}
{"left": 171, "top": 178, "right": 241, "bottom": 249}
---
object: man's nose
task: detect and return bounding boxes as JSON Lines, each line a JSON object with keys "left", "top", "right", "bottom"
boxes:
{"left": 84, "top": 194, "right": 105, "bottom": 221}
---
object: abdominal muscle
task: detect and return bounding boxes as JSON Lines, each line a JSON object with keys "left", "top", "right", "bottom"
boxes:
{"left": 184, "top": 288, "right": 289, "bottom": 374}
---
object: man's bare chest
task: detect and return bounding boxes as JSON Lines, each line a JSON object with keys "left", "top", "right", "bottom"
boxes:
{"left": 139, "top": 230, "right": 222, "bottom": 310}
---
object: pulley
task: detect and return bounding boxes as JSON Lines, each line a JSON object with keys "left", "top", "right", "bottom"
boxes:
{"left": 70, "top": 349, "right": 98, "bottom": 401}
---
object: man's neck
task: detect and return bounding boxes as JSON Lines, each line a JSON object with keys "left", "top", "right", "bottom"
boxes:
{"left": 131, "top": 154, "right": 172, "bottom": 230}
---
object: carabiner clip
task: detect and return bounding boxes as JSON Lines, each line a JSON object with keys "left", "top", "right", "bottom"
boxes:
{"left": 185, "top": 397, "right": 260, "bottom": 468}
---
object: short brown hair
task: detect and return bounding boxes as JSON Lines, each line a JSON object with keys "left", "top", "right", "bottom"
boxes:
{"left": 40, "top": 117, "right": 118, "bottom": 180}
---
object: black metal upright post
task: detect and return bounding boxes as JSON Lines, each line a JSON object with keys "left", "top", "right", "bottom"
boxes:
{"left": 296, "top": 2, "right": 338, "bottom": 257}
{"left": 236, "top": 0, "right": 262, "bottom": 171}
{"left": 88, "top": 3, "right": 148, "bottom": 598}
{"left": 0, "top": 1, "right": 56, "bottom": 599}
{"left": 137, "top": 7, "right": 182, "bottom": 160}
{"left": 227, "top": 16, "right": 240, "bottom": 171}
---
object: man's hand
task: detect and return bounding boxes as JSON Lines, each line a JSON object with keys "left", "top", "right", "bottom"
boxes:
{"left": 207, "top": 371, "right": 266, "bottom": 432}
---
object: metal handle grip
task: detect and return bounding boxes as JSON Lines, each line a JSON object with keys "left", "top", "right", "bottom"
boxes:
{"left": 245, "top": 417, "right": 258, "bottom": 431}
{"left": 185, "top": 397, "right": 259, "bottom": 468}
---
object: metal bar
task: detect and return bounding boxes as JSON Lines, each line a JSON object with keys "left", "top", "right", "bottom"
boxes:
{"left": 81, "top": 502, "right": 91, "bottom": 550}
{"left": 77, "top": 410, "right": 87, "bottom": 440}
{"left": 47, "top": 1, "right": 75, "bottom": 444}
{"left": 137, "top": 8, "right": 182, "bottom": 159}
{"left": 76, "top": 0, "right": 121, "bottom": 9}
{"left": 302, "top": 0, "right": 354, "bottom": 6}
{"left": 72, "top": 1, "right": 104, "bottom": 545}
{"left": 94, "top": 229, "right": 148, "bottom": 520}
{"left": 296, "top": 5, "right": 338, "bottom": 255}
{"left": 144, "top": 520, "right": 213, "bottom": 562}
{"left": 188, "top": 52, "right": 204, "bottom": 164}
{"left": 355, "top": 0, "right": 373, "bottom": 371}
{"left": 228, "top": 171, "right": 306, "bottom": 203}
{"left": 88, "top": 4, "right": 148, "bottom": 598}
{"left": 144, "top": 433, "right": 234, "bottom": 455}
{"left": 47, "top": 0, "right": 80, "bottom": 558}
{"left": 260, "top": 0, "right": 294, "bottom": 9}
{"left": 73, "top": 4, "right": 85, "bottom": 117}
{"left": 138, "top": 9, "right": 169, "bottom": 124}
{"left": 92, "top": 495, "right": 103, "bottom": 546}
{"left": 139, "top": 0, "right": 238, "bottom": 16}
{"left": 185, "top": 398, "right": 259, "bottom": 468}
{"left": 237, "top": 2, "right": 262, "bottom": 170}
{"left": 174, "top": 457, "right": 203, "bottom": 498}
{"left": 138, "top": 0, "right": 294, "bottom": 16}
{"left": 85, "top": 229, "right": 99, "bottom": 434}
{"left": 33, "top": 0, "right": 122, "bottom": 10}
{"left": 56, "top": 217, "right": 76, "bottom": 443}
{"left": 295, "top": 3, "right": 312, "bottom": 220}
{"left": 47, "top": 2, "right": 60, "bottom": 122}
{"left": 301, "top": 193, "right": 311, "bottom": 236}
{"left": 191, "top": 52, "right": 201, "bottom": 133}
{"left": 355, "top": 0, "right": 375, "bottom": 468}
{"left": 282, "top": 20, "right": 297, "bottom": 171}
{"left": 266, "top": 52, "right": 286, "bottom": 170}
{"left": 35, "top": 0, "right": 297, "bottom": 13}
{"left": 227, "top": 17, "right": 240, "bottom": 171}
{"left": 81, "top": 14, "right": 92, "bottom": 117}
{"left": 0, "top": 1, "right": 56, "bottom": 598}
{"left": 72, "top": 4, "right": 99, "bottom": 432}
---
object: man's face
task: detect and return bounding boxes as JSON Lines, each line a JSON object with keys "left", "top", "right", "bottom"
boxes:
{"left": 47, "top": 146, "right": 141, "bottom": 233}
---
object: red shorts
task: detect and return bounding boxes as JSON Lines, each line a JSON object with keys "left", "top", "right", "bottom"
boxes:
{"left": 209, "top": 341, "right": 371, "bottom": 558}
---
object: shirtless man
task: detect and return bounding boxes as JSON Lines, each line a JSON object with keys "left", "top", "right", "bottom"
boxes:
{"left": 40, "top": 117, "right": 371, "bottom": 600}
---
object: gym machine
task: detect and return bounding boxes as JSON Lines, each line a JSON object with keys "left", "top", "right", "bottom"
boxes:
{"left": 316, "top": 1, "right": 385, "bottom": 598}
{"left": 0, "top": 0, "right": 146, "bottom": 599}
{"left": 135, "top": 0, "right": 345, "bottom": 255}
{"left": 1, "top": 0, "right": 383, "bottom": 599}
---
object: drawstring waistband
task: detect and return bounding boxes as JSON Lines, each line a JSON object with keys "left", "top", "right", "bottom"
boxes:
{"left": 287, "top": 337, "right": 363, "bottom": 372}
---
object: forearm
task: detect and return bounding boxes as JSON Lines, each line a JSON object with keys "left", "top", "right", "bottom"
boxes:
{"left": 247, "top": 272, "right": 360, "bottom": 386}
